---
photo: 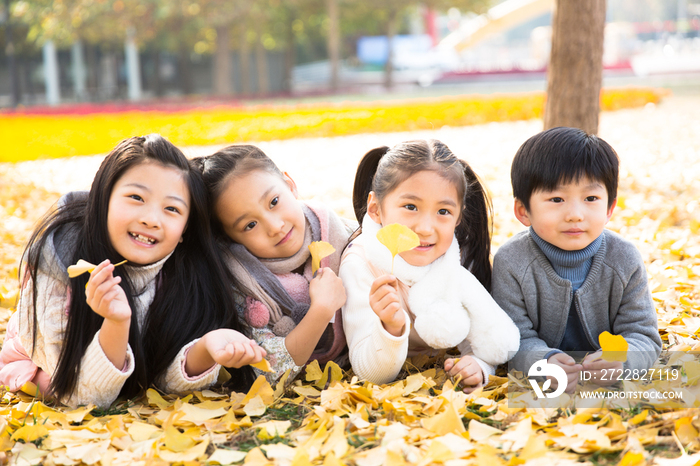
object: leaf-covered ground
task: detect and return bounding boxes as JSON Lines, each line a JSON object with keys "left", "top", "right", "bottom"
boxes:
{"left": 0, "top": 94, "right": 699, "bottom": 465}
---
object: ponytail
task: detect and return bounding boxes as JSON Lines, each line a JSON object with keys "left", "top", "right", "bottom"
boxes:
{"left": 352, "top": 146, "right": 389, "bottom": 222}
{"left": 455, "top": 160, "right": 493, "bottom": 291}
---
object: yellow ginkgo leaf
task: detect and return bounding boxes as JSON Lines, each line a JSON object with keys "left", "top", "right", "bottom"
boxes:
{"left": 67, "top": 259, "right": 97, "bottom": 278}
{"left": 376, "top": 223, "right": 420, "bottom": 273}
{"left": 67, "top": 259, "right": 127, "bottom": 278}
{"left": 251, "top": 358, "right": 273, "bottom": 373}
{"left": 599, "top": 331, "right": 628, "bottom": 362}
{"left": 308, "top": 241, "right": 335, "bottom": 274}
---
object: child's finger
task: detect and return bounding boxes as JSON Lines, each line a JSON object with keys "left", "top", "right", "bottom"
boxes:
{"left": 463, "top": 383, "right": 483, "bottom": 394}
{"left": 376, "top": 291, "right": 399, "bottom": 311}
{"left": 370, "top": 275, "right": 397, "bottom": 294}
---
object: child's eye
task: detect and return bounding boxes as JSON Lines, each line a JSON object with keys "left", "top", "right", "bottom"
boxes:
{"left": 549, "top": 197, "right": 564, "bottom": 203}
{"left": 585, "top": 196, "right": 599, "bottom": 202}
{"left": 438, "top": 208, "right": 451, "bottom": 215}
{"left": 403, "top": 204, "right": 417, "bottom": 211}
{"left": 244, "top": 221, "right": 257, "bottom": 231}
{"left": 165, "top": 206, "right": 181, "bottom": 214}
{"left": 270, "top": 196, "right": 279, "bottom": 208}
{"left": 129, "top": 194, "right": 143, "bottom": 202}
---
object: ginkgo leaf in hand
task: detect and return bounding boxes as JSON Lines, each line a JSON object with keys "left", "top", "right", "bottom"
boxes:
{"left": 251, "top": 359, "right": 273, "bottom": 373}
{"left": 308, "top": 241, "right": 335, "bottom": 274}
{"left": 599, "top": 331, "right": 628, "bottom": 362}
{"left": 67, "top": 259, "right": 127, "bottom": 278}
{"left": 376, "top": 223, "right": 420, "bottom": 273}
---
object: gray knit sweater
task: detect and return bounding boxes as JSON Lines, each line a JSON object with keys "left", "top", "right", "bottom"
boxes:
{"left": 492, "top": 229, "right": 662, "bottom": 373}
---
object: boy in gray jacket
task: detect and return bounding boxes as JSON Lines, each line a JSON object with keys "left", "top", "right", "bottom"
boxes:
{"left": 492, "top": 127, "right": 662, "bottom": 393}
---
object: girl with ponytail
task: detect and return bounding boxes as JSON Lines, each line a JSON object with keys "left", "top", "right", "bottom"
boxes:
{"left": 341, "top": 139, "right": 519, "bottom": 392}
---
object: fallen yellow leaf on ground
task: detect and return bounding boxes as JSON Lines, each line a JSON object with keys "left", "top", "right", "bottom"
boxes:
{"left": 251, "top": 358, "right": 273, "bottom": 373}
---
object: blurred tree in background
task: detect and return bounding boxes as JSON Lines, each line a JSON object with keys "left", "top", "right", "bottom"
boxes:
{"left": 0, "top": 0, "right": 490, "bottom": 103}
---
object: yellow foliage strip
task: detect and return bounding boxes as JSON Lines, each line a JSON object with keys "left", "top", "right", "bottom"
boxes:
{"left": 0, "top": 87, "right": 666, "bottom": 163}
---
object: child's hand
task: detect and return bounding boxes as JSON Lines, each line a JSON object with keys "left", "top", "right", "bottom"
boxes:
{"left": 203, "top": 329, "right": 267, "bottom": 368}
{"left": 445, "top": 356, "right": 484, "bottom": 393}
{"left": 308, "top": 267, "right": 346, "bottom": 321}
{"left": 547, "top": 353, "right": 582, "bottom": 394}
{"left": 85, "top": 260, "right": 131, "bottom": 323}
{"left": 582, "top": 351, "right": 624, "bottom": 387}
{"left": 369, "top": 274, "right": 405, "bottom": 337}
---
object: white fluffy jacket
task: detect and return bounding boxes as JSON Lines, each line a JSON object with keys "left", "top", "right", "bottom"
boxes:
{"left": 340, "top": 215, "right": 520, "bottom": 385}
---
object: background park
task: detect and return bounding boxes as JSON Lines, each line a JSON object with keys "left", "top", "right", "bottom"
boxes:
{"left": 1, "top": 0, "right": 700, "bottom": 464}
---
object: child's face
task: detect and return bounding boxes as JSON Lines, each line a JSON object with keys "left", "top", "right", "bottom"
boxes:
{"left": 514, "top": 176, "right": 616, "bottom": 251}
{"left": 368, "top": 170, "right": 460, "bottom": 267}
{"left": 107, "top": 162, "right": 190, "bottom": 265}
{"left": 215, "top": 170, "right": 306, "bottom": 259}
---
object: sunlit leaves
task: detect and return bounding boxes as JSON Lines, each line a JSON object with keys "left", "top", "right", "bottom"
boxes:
{"left": 599, "top": 331, "right": 629, "bottom": 362}
{"left": 251, "top": 358, "right": 274, "bottom": 373}
{"left": 308, "top": 241, "right": 335, "bottom": 275}
{"left": 376, "top": 223, "right": 420, "bottom": 273}
{"left": 66, "top": 259, "right": 126, "bottom": 278}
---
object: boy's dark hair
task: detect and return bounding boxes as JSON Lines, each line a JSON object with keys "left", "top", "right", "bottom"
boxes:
{"left": 352, "top": 139, "right": 493, "bottom": 291}
{"left": 23, "top": 134, "right": 255, "bottom": 402}
{"left": 511, "top": 127, "right": 619, "bottom": 211}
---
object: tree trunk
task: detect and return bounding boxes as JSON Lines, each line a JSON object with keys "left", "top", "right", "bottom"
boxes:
{"left": 240, "top": 27, "right": 251, "bottom": 95}
{"left": 214, "top": 25, "right": 233, "bottom": 96}
{"left": 151, "top": 49, "right": 163, "bottom": 97}
{"left": 283, "top": 9, "right": 296, "bottom": 92}
{"left": 544, "top": 0, "right": 606, "bottom": 135}
{"left": 327, "top": 0, "right": 340, "bottom": 91}
{"left": 384, "top": 9, "right": 398, "bottom": 90}
{"left": 4, "top": 0, "right": 20, "bottom": 107}
{"left": 178, "top": 46, "right": 194, "bottom": 95}
{"left": 255, "top": 40, "right": 269, "bottom": 95}
{"left": 86, "top": 44, "right": 98, "bottom": 99}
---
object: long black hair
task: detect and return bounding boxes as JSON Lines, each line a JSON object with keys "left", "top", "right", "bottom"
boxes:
{"left": 352, "top": 139, "right": 494, "bottom": 290}
{"left": 22, "top": 134, "right": 253, "bottom": 402}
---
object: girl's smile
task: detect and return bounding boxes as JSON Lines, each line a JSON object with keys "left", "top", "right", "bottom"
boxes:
{"left": 107, "top": 162, "right": 189, "bottom": 265}
{"left": 276, "top": 227, "right": 295, "bottom": 246}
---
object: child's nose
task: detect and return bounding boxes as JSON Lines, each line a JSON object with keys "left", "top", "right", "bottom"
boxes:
{"left": 413, "top": 214, "right": 433, "bottom": 236}
{"left": 566, "top": 203, "right": 584, "bottom": 222}
{"left": 140, "top": 208, "right": 161, "bottom": 228}
{"left": 267, "top": 216, "right": 285, "bottom": 235}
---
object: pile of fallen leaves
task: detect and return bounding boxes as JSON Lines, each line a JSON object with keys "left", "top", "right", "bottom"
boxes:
{"left": 1, "top": 97, "right": 699, "bottom": 465}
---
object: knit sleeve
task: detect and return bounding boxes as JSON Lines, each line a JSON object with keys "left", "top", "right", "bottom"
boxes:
{"left": 339, "top": 248, "right": 410, "bottom": 385}
{"left": 609, "top": 248, "right": 662, "bottom": 371}
{"left": 15, "top": 272, "right": 134, "bottom": 409}
{"left": 492, "top": 249, "right": 555, "bottom": 373}
{"left": 157, "top": 339, "right": 221, "bottom": 394}
{"left": 66, "top": 331, "right": 135, "bottom": 408}
{"left": 250, "top": 326, "right": 303, "bottom": 385}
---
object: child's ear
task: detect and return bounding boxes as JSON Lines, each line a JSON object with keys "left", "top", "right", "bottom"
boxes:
{"left": 606, "top": 198, "right": 617, "bottom": 222}
{"left": 282, "top": 172, "right": 299, "bottom": 198}
{"left": 513, "top": 199, "right": 532, "bottom": 227}
{"left": 366, "top": 192, "right": 382, "bottom": 224}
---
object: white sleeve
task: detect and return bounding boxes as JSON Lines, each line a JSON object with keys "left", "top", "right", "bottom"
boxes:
{"left": 157, "top": 339, "right": 220, "bottom": 394}
{"left": 339, "top": 250, "right": 410, "bottom": 385}
{"left": 17, "top": 272, "right": 134, "bottom": 409}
